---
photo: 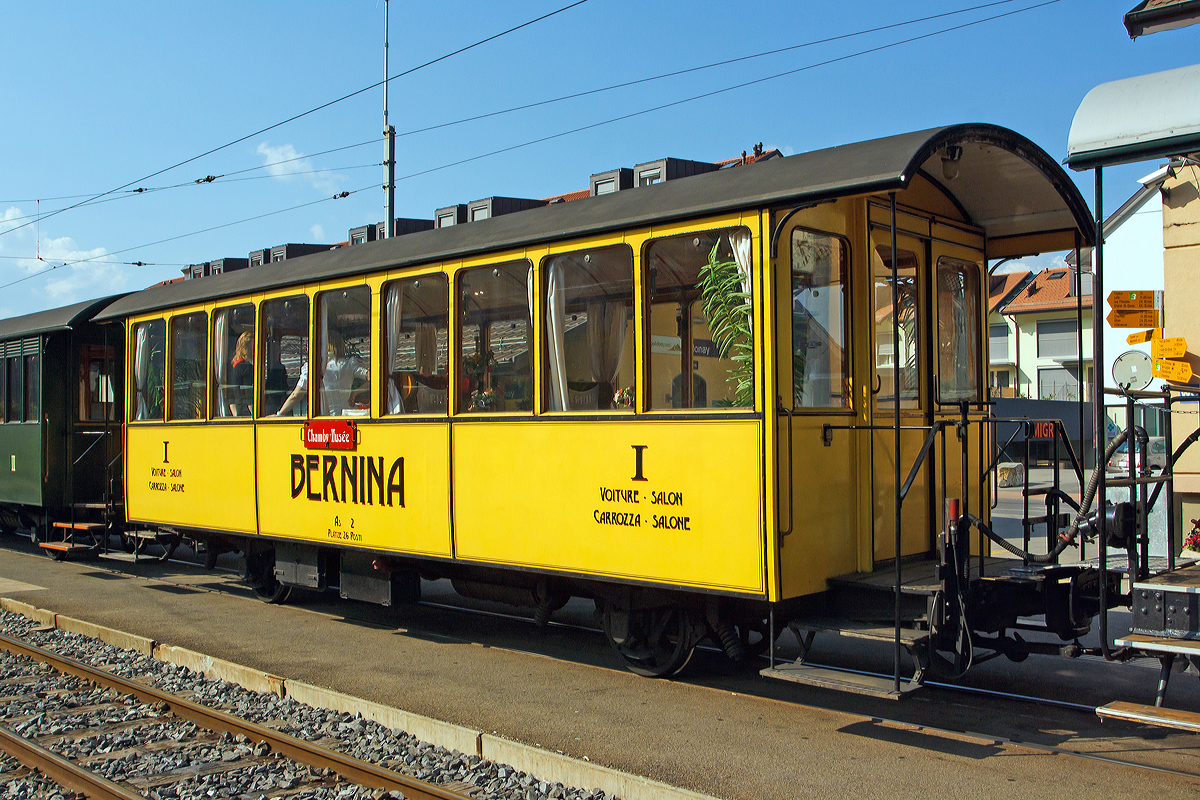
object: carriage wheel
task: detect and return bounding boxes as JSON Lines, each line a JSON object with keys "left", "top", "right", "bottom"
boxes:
{"left": 602, "top": 605, "right": 696, "bottom": 678}
{"left": 247, "top": 549, "right": 291, "bottom": 605}
{"left": 253, "top": 579, "right": 291, "bottom": 604}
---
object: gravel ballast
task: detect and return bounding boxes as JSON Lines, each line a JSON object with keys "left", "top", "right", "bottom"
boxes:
{"left": 0, "top": 611, "right": 619, "bottom": 800}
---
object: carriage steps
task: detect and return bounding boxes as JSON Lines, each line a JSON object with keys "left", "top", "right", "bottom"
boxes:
{"left": 759, "top": 619, "right": 928, "bottom": 699}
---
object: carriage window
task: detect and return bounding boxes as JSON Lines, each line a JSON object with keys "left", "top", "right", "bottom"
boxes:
{"left": 383, "top": 275, "right": 449, "bottom": 415}
{"left": 79, "top": 345, "right": 116, "bottom": 422}
{"left": 937, "top": 257, "right": 981, "bottom": 403}
{"left": 645, "top": 227, "right": 753, "bottom": 410}
{"left": 543, "top": 245, "right": 635, "bottom": 411}
{"left": 170, "top": 312, "right": 208, "bottom": 421}
{"left": 24, "top": 350, "right": 40, "bottom": 423}
{"left": 261, "top": 296, "right": 310, "bottom": 418}
{"left": 132, "top": 320, "right": 166, "bottom": 421}
{"left": 874, "top": 247, "right": 920, "bottom": 410}
{"left": 792, "top": 230, "right": 849, "bottom": 408}
{"left": 7, "top": 357, "right": 22, "bottom": 422}
{"left": 212, "top": 304, "right": 256, "bottom": 418}
{"left": 317, "top": 286, "right": 372, "bottom": 417}
{"left": 458, "top": 260, "right": 534, "bottom": 413}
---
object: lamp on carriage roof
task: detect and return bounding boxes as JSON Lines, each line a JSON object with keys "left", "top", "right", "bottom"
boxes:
{"left": 940, "top": 145, "right": 963, "bottom": 180}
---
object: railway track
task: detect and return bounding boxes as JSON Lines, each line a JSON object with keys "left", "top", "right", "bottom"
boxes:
{"left": 0, "top": 632, "right": 470, "bottom": 800}
{"left": 8, "top": 545, "right": 1199, "bottom": 784}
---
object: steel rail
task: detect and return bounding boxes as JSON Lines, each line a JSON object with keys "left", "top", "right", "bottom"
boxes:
{"left": 0, "top": 723, "right": 147, "bottom": 800}
{"left": 0, "top": 633, "right": 470, "bottom": 800}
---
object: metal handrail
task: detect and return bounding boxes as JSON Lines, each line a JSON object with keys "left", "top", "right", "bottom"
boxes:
{"left": 72, "top": 430, "right": 107, "bottom": 466}
{"left": 777, "top": 403, "right": 794, "bottom": 541}
{"left": 900, "top": 421, "right": 948, "bottom": 503}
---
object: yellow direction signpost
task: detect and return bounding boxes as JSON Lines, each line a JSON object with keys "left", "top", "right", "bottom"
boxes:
{"left": 1107, "top": 308, "right": 1163, "bottom": 328}
{"left": 1151, "top": 337, "right": 1188, "bottom": 360}
{"left": 1153, "top": 359, "right": 1193, "bottom": 383}
{"left": 1107, "top": 290, "right": 1164, "bottom": 329}
{"left": 1107, "top": 290, "right": 1162, "bottom": 310}
{"left": 1126, "top": 328, "right": 1162, "bottom": 345}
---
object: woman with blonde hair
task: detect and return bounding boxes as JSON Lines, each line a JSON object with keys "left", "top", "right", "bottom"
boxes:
{"left": 228, "top": 331, "right": 254, "bottom": 416}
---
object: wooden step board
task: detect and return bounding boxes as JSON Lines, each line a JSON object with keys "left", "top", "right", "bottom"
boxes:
{"left": 51, "top": 521, "right": 105, "bottom": 531}
{"left": 72, "top": 502, "right": 121, "bottom": 510}
{"left": 760, "top": 663, "right": 921, "bottom": 699}
{"left": 1132, "top": 563, "right": 1200, "bottom": 594}
{"left": 790, "top": 618, "right": 928, "bottom": 647}
{"left": 1097, "top": 702, "right": 1200, "bottom": 733}
{"left": 1115, "top": 634, "right": 1200, "bottom": 654}
{"left": 38, "top": 542, "right": 95, "bottom": 554}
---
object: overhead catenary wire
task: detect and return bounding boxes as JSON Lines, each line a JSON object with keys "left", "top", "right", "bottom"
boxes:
{"left": 0, "top": 0, "right": 1019, "bottom": 217}
{"left": 0, "top": 0, "right": 592, "bottom": 240}
{"left": 4, "top": 0, "right": 1062, "bottom": 291}
{"left": 394, "top": 0, "right": 1064, "bottom": 181}
{"left": 0, "top": 185, "right": 372, "bottom": 293}
{"left": 393, "top": 0, "right": 1024, "bottom": 140}
{"left": 0, "top": 139, "right": 387, "bottom": 223}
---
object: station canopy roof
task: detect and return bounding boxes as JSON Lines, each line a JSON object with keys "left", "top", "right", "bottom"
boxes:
{"left": 1066, "top": 63, "right": 1200, "bottom": 170}
{"left": 95, "top": 123, "right": 1092, "bottom": 320}
{"left": 0, "top": 295, "right": 126, "bottom": 341}
{"left": 1124, "top": 0, "right": 1200, "bottom": 38}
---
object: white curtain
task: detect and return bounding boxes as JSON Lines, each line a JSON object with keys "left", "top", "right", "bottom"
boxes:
{"left": 386, "top": 283, "right": 404, "bottom": 414}
{"left": 415, "top": 324, "right": 438, "bottom": 374}
{"left": 134, "top": 324, "right": 150, "bottom": 420}
{"left": 213, "top": 311, "right": 229, "bottom": 417}
{"left": 729, "top": 229, "right": 753, "bottom": 333}
{"left": 587, "top": 300, "right": 627, "bottom": 388}
{"left": 318, "top": 299, "right": 330, "bottom": 415}
{"left": 545, "top": 259, "right": 569, "bottom": 411}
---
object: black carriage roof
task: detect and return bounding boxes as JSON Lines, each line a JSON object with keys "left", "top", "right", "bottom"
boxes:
{"left": 0, "top": 295, "right": 127, "bottom": 341}
{"left": 94, "top": 123, "right": 1092, "bottom": 322}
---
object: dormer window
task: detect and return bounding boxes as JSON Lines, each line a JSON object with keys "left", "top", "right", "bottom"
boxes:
{"left": 639, "top": 169, "right": 661, "bottom": 186}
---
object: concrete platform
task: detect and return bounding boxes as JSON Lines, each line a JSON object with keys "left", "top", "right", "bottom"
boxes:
{"left": 0, "top": 535, "right": 1198, "bottom": 799}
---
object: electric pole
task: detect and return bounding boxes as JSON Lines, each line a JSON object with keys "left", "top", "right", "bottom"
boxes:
{"left": 383, "top": 0, "right": 396, "bottom": 238}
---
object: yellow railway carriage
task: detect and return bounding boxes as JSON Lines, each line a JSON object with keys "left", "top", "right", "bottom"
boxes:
{"left": 95, "top": 124, "right": 1097, "bottom": 678}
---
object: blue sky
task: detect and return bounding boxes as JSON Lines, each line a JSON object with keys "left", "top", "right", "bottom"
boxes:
{"left": 1, "top": 0, "right": 1196, "bottom": 319}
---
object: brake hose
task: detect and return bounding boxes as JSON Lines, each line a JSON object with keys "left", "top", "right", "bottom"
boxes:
{"left": 962, "top": 430, "right": 1132, "bottom": 563}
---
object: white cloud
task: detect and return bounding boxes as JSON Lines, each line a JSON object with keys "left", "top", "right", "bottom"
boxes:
{"left": 310, "top": 224, "right": 325, "bottom": 241}
{"left": 992, "top": 252, "right": 1068, "bottom": 274}
{"left": 256, "top": 141, "right": 342, "bottom": 194}
{"left": 0, "top": 205, "right": 129, "bottom": 310}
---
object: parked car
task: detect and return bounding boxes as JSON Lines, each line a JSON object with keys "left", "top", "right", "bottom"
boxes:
{"left": 1108, "top": 436, "right": 1168, "bottom": 473}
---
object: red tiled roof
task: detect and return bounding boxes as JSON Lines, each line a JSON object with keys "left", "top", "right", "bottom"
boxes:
{"left": 988, "top": 270, "right": 1031, "bottom": 313}
{"left": 541, "top": 188, "right": 591, "bottom": 203}
{"left": 540, "top": 145, "right": 782, "bottom": 203}
{"left": 1003, "top": 267, "right": 1093, "bottom": 314}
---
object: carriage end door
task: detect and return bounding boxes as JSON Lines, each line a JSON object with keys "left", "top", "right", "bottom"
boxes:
{"left": 870, "top": 232, "right": 933, "bottom": 563}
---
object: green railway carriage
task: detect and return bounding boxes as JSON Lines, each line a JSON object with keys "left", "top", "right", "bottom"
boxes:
{"left": 0, "top": 297, "right": 125, "bottom": 541}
